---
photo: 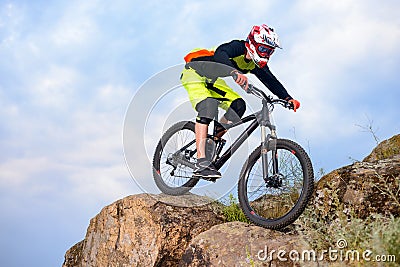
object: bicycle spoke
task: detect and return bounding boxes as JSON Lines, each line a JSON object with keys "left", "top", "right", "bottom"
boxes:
{"left": 245, "top": 147, "right": 305, "bottom": 220}
{"left": 154, "top": 122, "right": 199, "bottom": 193}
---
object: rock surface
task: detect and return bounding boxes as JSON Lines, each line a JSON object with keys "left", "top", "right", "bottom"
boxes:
{"left": 363, "top": 134, "right": 400, "bottom": 162}
{"left": 180, "top": 221, "right": 308, "bottom": 267}
{"left": 63, "top": 193, "right": 224, "bottom": 267}
{"left": 314, "top": 135, "right": 400, "bottom": 221}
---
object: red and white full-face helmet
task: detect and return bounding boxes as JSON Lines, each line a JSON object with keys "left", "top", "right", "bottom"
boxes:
{"left": 245, "top": 24, "right": 281, "bottom": 68}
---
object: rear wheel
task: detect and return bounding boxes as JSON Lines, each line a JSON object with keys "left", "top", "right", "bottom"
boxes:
{"left": 153, "top": 121, "right": 199, "bottom": 195}
{"left": 238, "top": 139, "right": 314, "bottom": 229}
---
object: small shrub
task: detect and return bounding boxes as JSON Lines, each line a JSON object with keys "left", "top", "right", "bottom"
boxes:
{"left": 221, "top": 194, "right": 250, "bottom": 223}
{"left": 384, "top": 217, "right": 400, "bottom": 263}
{"left": 366, "top": 215, "right": 400, "bottom": 266}
{"left": 297, "top": 178, "right": 400, "bottom": 266}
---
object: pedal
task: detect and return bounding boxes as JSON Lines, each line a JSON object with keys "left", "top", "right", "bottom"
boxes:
{"left": 192, "top": 174, "right": 220, "bottom": 182}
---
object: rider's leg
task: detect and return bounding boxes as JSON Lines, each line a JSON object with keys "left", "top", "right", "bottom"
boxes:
{"left": 211, "top": 78, "right": 246, "bottom": 138}
{"left": 195, "top": 121, "right": 208, "bottom": 159}
{"left": 216, "top": 98, "right": 247, "bottom": 138}
{"left": 224, "top": 98, "right": 246, "bottom": 122}
{"left": 180, "top": 68, "right": 215, "bottom": 159}
{"left": 192, "top": 99, "right": 222, "bottom": 178}
{"left": 194, "top": 120, "right": 221, "bottom": 178}
{"left": 194, "top": 98, "right": 218, "bottom": 158}
{"left": 180, "top": 70, "right": 241, "bottom": 178}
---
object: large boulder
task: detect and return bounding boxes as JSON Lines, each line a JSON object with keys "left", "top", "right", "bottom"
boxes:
{"left": 314, "top": 134, "right": 400, "bottom": 221}
{"left": 363, "top": 134, "right": 400, "bottom": 162}
{"left": 180, "top": 221, "right": 313, "bottom": 267}
{"left": 63, "top": 193, "right": 224, "bottom": 267}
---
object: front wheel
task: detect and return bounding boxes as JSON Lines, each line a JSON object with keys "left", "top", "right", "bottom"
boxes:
{"left": 238, "top": 139, "right": 314, "bottom": 229}
{"left": 153, "top": 121, "right": 199, "bottom": 195}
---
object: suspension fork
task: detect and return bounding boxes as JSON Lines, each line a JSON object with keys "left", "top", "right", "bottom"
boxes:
{"left": 260, "top": 101, "right": 278, "bottom": 180}
{"left": 268, "top": 132, "right": 278, "bottom": 174}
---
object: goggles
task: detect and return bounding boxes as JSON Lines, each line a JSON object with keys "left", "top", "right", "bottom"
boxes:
{"left": 256, "top": 44, "right": 275, "bottom": 58}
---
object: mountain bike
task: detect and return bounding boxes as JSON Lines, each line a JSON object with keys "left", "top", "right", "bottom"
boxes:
{"left": 152, "top": 83, "right": 314, "bottom": 229}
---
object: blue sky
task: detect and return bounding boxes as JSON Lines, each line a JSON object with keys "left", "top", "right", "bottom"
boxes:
{"left": 0, "top": 1, "right": 399, "bottom": 266}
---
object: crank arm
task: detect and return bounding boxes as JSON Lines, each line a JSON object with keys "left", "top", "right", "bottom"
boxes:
{"left": 172, "top": 157, "right": 195, "bottom": 170}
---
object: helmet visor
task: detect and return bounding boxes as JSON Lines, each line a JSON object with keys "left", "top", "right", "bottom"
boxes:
{"left": 256, "top": 44, "right": 275, "bottom": 58}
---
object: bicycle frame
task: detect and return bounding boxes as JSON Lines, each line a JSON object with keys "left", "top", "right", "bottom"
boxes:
{"left": 171, "top": 85, "right": 288, "bottom": 180}
{"left": 212, "top": 98, "right": 277, "bottom": 180}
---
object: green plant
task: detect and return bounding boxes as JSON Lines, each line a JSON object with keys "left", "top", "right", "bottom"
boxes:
{"left": 245, "top": 246, "right": 255, "bottom": 267}
{"left": 383, "top": 217, "right": 400, "bottom": 263}
{"left": 364, "top": 215, "right": 400, "bottom": 266}
{"left": 221, "top": 194, "right": 250, "bottom": 223}
{"left": 371, "top": 172, "right": 400, "bottom": 208}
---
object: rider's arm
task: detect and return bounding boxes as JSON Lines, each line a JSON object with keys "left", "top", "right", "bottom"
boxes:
{"left": 251, "top": 66, "right": 292, "bottom": 100}
{"left": 213, "top": 40, "right": 249, "bottom": 89}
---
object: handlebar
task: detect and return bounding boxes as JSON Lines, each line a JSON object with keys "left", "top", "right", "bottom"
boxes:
{"left": 231, "top": 71, "right": 293, "bottom": 110}
{"left": 246, "top": 84, "right": 294, "bottom": 111}
{"left": 250, "top": 85, "right": 293, "bottom": 109}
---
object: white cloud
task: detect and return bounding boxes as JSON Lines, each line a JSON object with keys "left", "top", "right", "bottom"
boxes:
{"left": 294, "top": 2, "right": 399, "bottom": 65}
{"left": 263, "top": 1, "right": 400, "bottom": 144}
{"left": 49, "top": 1, "right": 100, "bottom": 46}
{"left": 0, "top": 157, "right": 53, "bottom": 187}
{"left": 68, "top": 162, "right": 133, "bottom": 202}
{"left": 0, "top": 2, "right": 24, "bottom": 47}
{"left": 30, "top": 65, "right": 80, "bottom": 108}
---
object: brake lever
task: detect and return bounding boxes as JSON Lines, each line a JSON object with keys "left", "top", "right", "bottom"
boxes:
{"left": 286, "top": 101, "right": 294, "bottom": 110}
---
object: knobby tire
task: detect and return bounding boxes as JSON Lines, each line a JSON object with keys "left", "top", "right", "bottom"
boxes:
{"left": 153, "top": 121, "right": 199, "bottom": 195}
{"left": 238, "top": 139, "right": 314, "bottom": 229}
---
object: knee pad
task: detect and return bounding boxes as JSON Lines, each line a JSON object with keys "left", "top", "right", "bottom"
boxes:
{"left": 196, "top": 116, "right": 213, "bottom": 125}
{"left": 195, "top": 98, "right": 219, "bottom": 125}
{"left": 224, "top": 98, "right": 246, "bottom": 122}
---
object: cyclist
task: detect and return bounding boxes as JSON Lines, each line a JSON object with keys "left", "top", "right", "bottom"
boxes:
{"left": 181, "top": 24, "right": 300, "bottom": 179}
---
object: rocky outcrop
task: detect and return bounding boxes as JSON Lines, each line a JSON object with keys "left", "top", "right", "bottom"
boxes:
{"left": 63, "top": 193, "right": 224, "bottom": 267}
{"left": 64, "top": 134, "right": 400, "bottom": 266}
{"left": 313, "top": 134, "right": 400, "bottom": 221}
{"left": 63, "top": 193, "right": 313, "bottom": 267}
{"left": 363, "top": 134, "right": 400, "bottom": 162}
